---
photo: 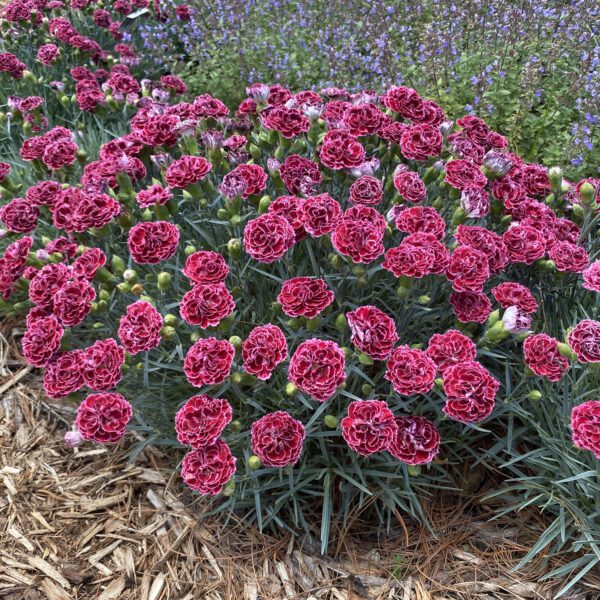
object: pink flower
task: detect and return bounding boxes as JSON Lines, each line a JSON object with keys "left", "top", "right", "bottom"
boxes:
{"left": 341, "top": 400, "right": 397, "bottom": 455}
{"left": 278, "top": 277, "right": 334, "bottom": 318}
{"left": 242, "top": 324, "right": 288, "bottom": 380}
{"left": 22, "top": 315, "right": 63, "bottom": 367}
{"left": 82, "top": 338, "right": 125, "bottom": 391}
{"left": 394, "top": 206, "right": 446, "bottom": 239}
{"left": 393, "top": 171, "right": 426, "bottom": 203}
{"left": 349, "top": 176, "right": 383, "bottom": 206}
{"left": 568, "top": 320, "right": 600, "bottom": 363}
{"left": 279, "top": 154, "right": 322, "bottom": 195}
{"left": 444, "top": 159, "right": 487, "bottom": 190}
{"left": 492, "top": 282, "right": 538, "bottom": 314}
{"left": 288, "top": 339, "right": 346, "bottom": 402}
{"left": 75, "top": 392, "right": 132, "bottom": 444}
{"left": 449, "top": 291, "right": 492, "bottom": 324}
{"left": 165, "top": 155, "right": 212, "bottom": 188}
{"left": 0, "top": 198, "right": 39, "bottom": 233}
{"left": 503, "top": 225, "right": 546, "bottom": 264}
{"left": 582, "top": 262, "right": 600, "bottom": 292}
{"left": 54, "top": 279, "right": 96, "bottom": 327}
{"left": 442, "top": 361, "right": 499, "bottom": 423}
{"left": 400, "top": 124, "right": 443, "bottom": 160}
{"left": 184, "top": 337, "right": 235, "bottom": 387}
{"left": 571, "top": 401, "right": 600, "bottom": 459}
{"left": 251, "top": 411, "right": 305, "bottom": 466}
{"left": 118, "top": 301, "right": 163, "bottom": 355}
{"left": 426, "top": 329, "right": 477, "bottom": 373}
{"left": 455, "top": 225, "right": 508, "bottom": 274}
{"left": 180, "top": 283, "right": 235, "bottom": 328}
{"left": 385, "top": 345, "right": 436, "bottom": 396}
{"left": 181, "top": 441, "right": 236, "bottom": 495}
{"left": 244, "top": 213, "right": 295, "bottom": 263}
{"left": 43, "top": 350, "right": 85, "bottom": 399}
{"left": 445, "top": 245, "right": 490, "bottom": 292}
{"left": 136, "top": 184, "right": 173, "bottom": 208}
{"left": 320, "top": 129, "right": 365, "bottom": 170}
{"left": 548, "top": 241, "right": 589, "bottom": 273}
{"left": 388, "top": 416, "right": 441, "bottom": 464}
{"left": 299, "top": 193, "right": 343, "bottom": 237}
{"left": 128, "top": 221, "right": 180, "bottom": 264}
{"left": 347, "top": 305, "right": 398, "bottom": 360}
{"left": 523, "top": 333, "right": 569, "bottom": 381}
{"left": 175, "top": 394, "right": 232, "bottom": 448}
{"left": 183, "top": 251, "right": 229, "bottom": 284}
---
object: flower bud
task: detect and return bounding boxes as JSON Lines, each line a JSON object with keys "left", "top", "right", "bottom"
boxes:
{"left": 64, "top": 430, "right": 84, "bottom": 448}
{"left": 527, "top": 390, "right": 542, "bottom": 401}
{"left": 160, "top": 326, "right": 176, "bottom": 340}
{"left": 111, "top": 255, "right": 126, "bottom": 273}
{"left": 23, "top": 70, "right": 37, "bottom": 84}
{"left": 130, "top": 283, "right": 144, "bottom": 296}
{"left": 557, "top": 342, "right": 575, "bottom": 359}
{"left": 285, "top": 382, "right": 297, "bottom": 396}
{"left": 230, "top": 420, "right": 242, "bottom": 433}
{"left": 417, "top": 295, "right": 430, "bottom": 305}
{"left": 548, "top": 167, "right": 562, "bottom": 192}
{"left": 228, "top": 335, "right": 243, "bottom": 350}
{"left": 227, "top": 238, "right": 242, "bottom": 259}
{"left": 123, "top": 269, "right": 138, "bottom": 283}
{"left": 306, "top": 316, "right": 320, "bottom": 332}
{"left": 323, "top": 415, "right": 338, "bottom": 429}
{"left": 222, "top": 480, "right": 236, "bottom": 496}
{"left": 335, "top": 313, "right": 347, "bottom": 330}
{"left": 258, "top": 195, "right": 271, "bottom": 214}
{"left": 248, "top": 456, "right": 262, "bottom": 470}
{"left": 184, "top": 244, "right": 197, "bottom": 256}
{"left": 579, "top": 181, "right": 596, "bottom": 207}
{"left": 164, "top": 313, "right": 178, "bottom": 326}
{"left": 361, "top": 384, "right": 373, "bottom": 396}
{"left": 117, "top": 281, "right": 132, "bottom": 293}
{"left": 330, "top": 254, "right": 344, "bottom": 269}
{"left": 157, "top": 271, "right": 172, "bottom": 291}
{"left": 358, "top": 352, "right": 374, "bottom": 365}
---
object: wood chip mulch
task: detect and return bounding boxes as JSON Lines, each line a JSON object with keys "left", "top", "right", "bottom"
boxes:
{"left": 1, "top": 322, "right": 599, "bottom": 600}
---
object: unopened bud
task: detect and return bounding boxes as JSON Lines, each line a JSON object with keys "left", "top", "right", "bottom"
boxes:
{"left": 248, "top": 455, "right": 262, "bottom": 470}
{"left": 285, "top": 382, "right": 297, "bottom": 396}
{"left": 306, "top": 316, "right": 320, "bottom": 332}
{"left": 157, "top": 271, "right": 172, "bottom": 291}
{"left": 335, "top": 313, "right": 347, "bottom": 330}
{"left": 323, "top": 415, "right": 338, "bottom": 429}
{"left": 160, "top": 326, "right": 176, "bottom": 340}
{"left": 258, "top": 195, "right": 271, "bottom": 214}
{"left": 361, "top": 384, "right": 373, "bottom": 396}
{"left": 164, "top": 313, "right": 178, "bottom": 326}
{"left": 227, "top": 238, "right": 242, "bottom": 259}
{"left": 579, "top": 181, "right": 596, "bottom": 207}
{"left": 527, "top": 390, "right": 542, "bottom": 401}
{"left": 228, "top": 335, "right": 243, "bottom": 350}
{"left": 123, "top": 269, "right": 138, "bottom": 282}
{"left": 358, "top": 352, "right": 374, "bottom": 365}
{"left": 222, "top": 480, "right": 236, "bottom": 496}
{"left": 548, "top": 167, "right": 562, "bottom": 192}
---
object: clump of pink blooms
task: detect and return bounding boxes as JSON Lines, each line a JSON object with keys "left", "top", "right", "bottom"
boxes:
{"left": 1, "top": 0, "right": 600, "bottom": 498}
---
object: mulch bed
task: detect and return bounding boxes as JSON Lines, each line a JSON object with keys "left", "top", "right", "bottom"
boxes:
{"left": 1, "top": 321, "right": 599, "bottom": 600}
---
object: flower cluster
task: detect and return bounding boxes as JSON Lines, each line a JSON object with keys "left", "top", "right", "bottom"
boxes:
{"left": 1, "top": 0, "right": 599, "bottom": 512}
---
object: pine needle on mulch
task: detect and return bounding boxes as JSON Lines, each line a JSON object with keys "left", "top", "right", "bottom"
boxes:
{"left": 1, "top": 320, "right": 599, "bottom": 600}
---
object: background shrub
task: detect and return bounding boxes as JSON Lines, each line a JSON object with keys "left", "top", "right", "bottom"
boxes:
{"left": 134, "top": 0, "right": 600, "bottom": 178}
